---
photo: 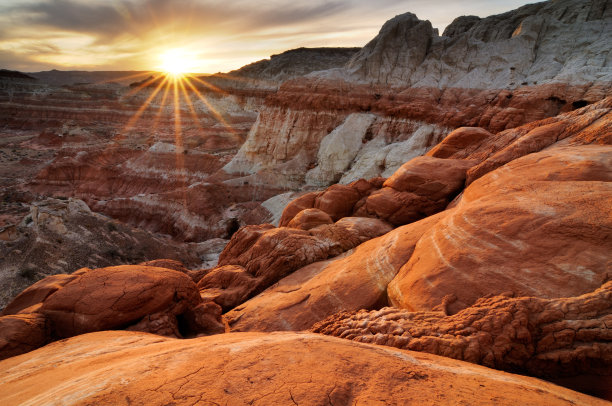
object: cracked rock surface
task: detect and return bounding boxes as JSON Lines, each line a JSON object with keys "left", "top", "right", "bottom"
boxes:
{"left": 313, "top": 281, "right": 612, "bottom": 398}
{"left": 0, "top": 330, "right": 608, "bottom": 406}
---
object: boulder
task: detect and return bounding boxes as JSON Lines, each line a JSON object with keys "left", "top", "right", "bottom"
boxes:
{"left": 0, "top": 265, "right": 226, "bottom": 360}
{"left": 355, "top": 156, "right": 475, "bottom": 225}
{"left": 286, "top": 208, "right": 333, "bottom": 230}
{"left": 388, "top": 145, "right": 612, "bottom": 314}
{"left": 37, "top": 265, "right": 222, "bottom": 338}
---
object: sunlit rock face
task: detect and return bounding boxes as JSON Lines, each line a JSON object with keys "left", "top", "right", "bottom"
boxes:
{"left": 0, "top": 331, "right": 607, "bottom": 406}
{"left": 0, "top": 197, "right": 200, "bottom": 311}
{"left": 343, "top": 0, "right": 612, "bottom": 87}
{"left": 224, "top": 0, "right": 612, "bottom": 189}
{"left": 313, "top": 282, "right": 612, "bottom": 399}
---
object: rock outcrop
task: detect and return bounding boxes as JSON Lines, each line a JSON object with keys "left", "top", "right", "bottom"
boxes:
{"left": 343, "top": 0, "right": 612, "bottom": 87}
{"left": 199, "top": 216, "right": 392, "bottom": 310}
{"left": 0, "top": 265, "right": 225, "bottom": 359}
{"left": 0, "top": 197, "right": 200, "bottom": 311}
{"left": 313, "top": 282, "right": 612, "bottom": 398}
{"left": 0, "top": 331, "right": 606, "bottom": 406}
{"left": 226, "top": 212, "right": 447, "bottom": 332}
{"left": 388, "top": 144, "right": 612, "bottom": 314}
{"left": 280, "top": 156, "right": 474, "bottom": 226}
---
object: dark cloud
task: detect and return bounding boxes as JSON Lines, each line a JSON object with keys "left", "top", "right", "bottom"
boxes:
{"left": 4, "top": 0, "right": 349, "bottom": 44}
{"left": 0, "top": 0, "right": 536, "bottom": 72}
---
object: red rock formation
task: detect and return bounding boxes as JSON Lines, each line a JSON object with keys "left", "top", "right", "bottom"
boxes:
{"left": 355, "top": 156, "right": 475, "bottom": 225}
{"left": 388, "top": 145, "right": 612, "bottom": 314}
{"left": 0, "top": 264, "right": 225, "bottom": 359}
{"left": 426, "top": 98, "right": 612, "bottom": 184}
{"left": 0, "top": 330, "right": 606, "bottom": 406}
{"left": 200, "top": 216, "right": 393, "bottom": 310}
{"left": 226, "top": 212, "right": 447, "bottom": 332}
{"left": 313, "top": 282, "right": 612, "bottom": 399}
{"left": 279, "top": 157, "right": 473, "bottom": 227}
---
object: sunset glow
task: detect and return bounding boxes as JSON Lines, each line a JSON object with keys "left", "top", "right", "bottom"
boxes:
{"left": 159, "top": 49, "right": 200, "bottom": 76}
{"left": 0, "top": 0, "right": 536, "bottom": 73}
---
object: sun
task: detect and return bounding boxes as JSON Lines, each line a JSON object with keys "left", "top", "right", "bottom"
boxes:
{"left": 159, "top": 49, "right": 198, "bottom": 76}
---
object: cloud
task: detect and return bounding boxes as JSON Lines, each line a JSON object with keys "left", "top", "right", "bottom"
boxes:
{"left": 0, "top": 0, "right": 536, "bottom": 72}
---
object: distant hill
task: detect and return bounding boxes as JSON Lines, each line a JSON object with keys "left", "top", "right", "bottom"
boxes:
{"left": 0, "top": 69, "right": 36, "bottom": 81}
{"left": 220, "top": 47, "right": 361, "bottom": 82}
{"left": 28, "top": 70, "right": 157, "bottom": 86}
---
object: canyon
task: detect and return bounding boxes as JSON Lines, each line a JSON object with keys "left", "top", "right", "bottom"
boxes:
{"left": 0, "top": 0, "right": 611, "bottom": 404}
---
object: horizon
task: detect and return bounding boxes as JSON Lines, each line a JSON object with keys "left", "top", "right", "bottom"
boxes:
{"left": 1, "top": 0, "right": 537, "bottom": 74}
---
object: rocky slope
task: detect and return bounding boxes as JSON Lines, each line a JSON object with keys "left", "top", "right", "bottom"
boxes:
{"left": 218, "top": 47, "right": 360, "bottom": 86}
{"left": 0, "top": 331, "right": 607, "bottom": 406}
{"left": 0, "top": 197, "right": 201, "bottom": 310}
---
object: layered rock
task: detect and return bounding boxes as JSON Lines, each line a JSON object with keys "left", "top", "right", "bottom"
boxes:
{"left": 388, "top": 144, "right": 612, "bottom": 313}
{"left": 313, "top": 282, "right": 612, "bottom": 398}
{"left": 226, "top": 212, "right": 446, "bottom": 332}
{"left": 0, "top": 265, "right": 225, "bottom": 359}
{"left": 199, "top": 216, "right": 392, "bottom": 310}
{"left": 222, "top": 0, "right": 611, "bottom": 189}
{"left": 0, "top": 197, "right": 200, "bottom": 311}
{"left": 0, "top": 331, "right": 606, "bottom": 406}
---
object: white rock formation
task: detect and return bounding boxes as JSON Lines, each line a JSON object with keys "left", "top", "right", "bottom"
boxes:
{"left": 305, "top": 113, "right": 376, "bottom": 187}
{"left": 340, "top": 0, "right": 612, "bottom": 88}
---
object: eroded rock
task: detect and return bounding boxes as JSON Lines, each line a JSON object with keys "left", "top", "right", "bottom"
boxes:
{"left": 313, "top": 282, "right": 612, "bottom": 398}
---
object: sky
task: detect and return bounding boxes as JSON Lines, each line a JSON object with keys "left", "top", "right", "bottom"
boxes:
{"left": 0, "top": 0, "right": 538, "bottom": 74}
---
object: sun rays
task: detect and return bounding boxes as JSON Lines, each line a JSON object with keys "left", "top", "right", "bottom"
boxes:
{"left": 91, "top": 66, "right": 245, "bottom": 209}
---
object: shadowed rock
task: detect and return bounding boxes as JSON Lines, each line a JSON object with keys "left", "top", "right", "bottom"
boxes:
{"left": 0, "top": 265, "right": 225, "bottom": 360}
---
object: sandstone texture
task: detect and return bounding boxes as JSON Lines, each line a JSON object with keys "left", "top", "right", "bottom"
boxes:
{"left": 0, "top": 330, "right": 606, "bottom": 406}
{"left": 199, "top": 216, "right": 393, "bottom": 310}
{"left": 314, "top": 282, "right": 612, "bottom": 398}
{"left": 388, "top": 144, "right": 612, "bottom": 313}
{"left": 0, "top": 265, "right": 224, "bottom": 359}
{"left": 226, "top": 212, "right": 447, "bottom": 332}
